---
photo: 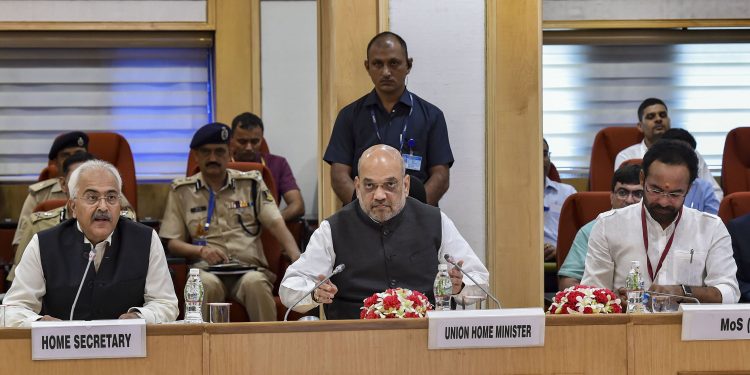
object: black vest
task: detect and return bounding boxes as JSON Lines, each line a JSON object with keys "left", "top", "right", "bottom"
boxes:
{"left": 38, "top": 218, "right": 152, "bottom": 320}
{"left": 326, "top": 197, "right": 441, "bottom": 320}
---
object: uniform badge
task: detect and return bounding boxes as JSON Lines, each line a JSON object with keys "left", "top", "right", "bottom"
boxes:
{"left": 228, "top": 200, "right": 250, "bottom": 209}
{"left": 190, "top": 206, "right": 207, "bottom": 213}
{"left": 221, "top": 127, "right": 229, "bottom": 141}
{"left": 77, "top": 136, "right": 84, "bottom": 146}
{"left": 262, "top": 189, "right": 275, "bottom": 203}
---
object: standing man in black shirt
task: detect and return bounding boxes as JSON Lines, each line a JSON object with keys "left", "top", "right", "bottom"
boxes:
{"left": 324, "top": 32, "right": 454, "bottom": 206}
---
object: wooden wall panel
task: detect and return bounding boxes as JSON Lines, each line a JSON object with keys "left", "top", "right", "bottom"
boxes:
{"left": 214, "top": 0, "right": 261, "bottom": 124}
{"left": 486, "top": 0, "right": 543, "bottom": 307}
{"left": 317, "top": 0, "right": 388, "bottom": 221}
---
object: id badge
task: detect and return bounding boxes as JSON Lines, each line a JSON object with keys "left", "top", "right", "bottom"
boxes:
{"left": 402, "top": 154, "right": 422, "bottom": 171}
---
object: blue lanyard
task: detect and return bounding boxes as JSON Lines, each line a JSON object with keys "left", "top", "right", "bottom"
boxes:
{"left": 204, "top": 189, "right": 215, "bottom": 233}
{"left": 370, "top": 93, "right": 414, "bottom": 152}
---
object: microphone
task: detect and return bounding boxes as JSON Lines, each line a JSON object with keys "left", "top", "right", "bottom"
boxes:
{"left": 70, "top": 245, "right": 96, "bottom": 320}
{"left": 443, "top": 254, "right": 501, "bottom": 309}
{"left": 283, "top": 264, "right": 346, "bottom": 321}
{"left": 645, "top": 290, "right": 700, "bottom": 305}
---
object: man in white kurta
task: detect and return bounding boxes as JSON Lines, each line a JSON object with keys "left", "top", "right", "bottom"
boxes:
{"left": 614, "top": 97, "right": 722, "bottom": 199}
{"left": 583, "top": 139, "right": 738, "bottom": 303}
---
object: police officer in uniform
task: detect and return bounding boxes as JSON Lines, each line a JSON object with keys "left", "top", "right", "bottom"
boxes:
{"left": 160, "top": 122, "right": 301, "bottom": 322}
{"left": 8, "top": 152, "right": 136, "bottom": 282}
{"left": 12, "top": 132, "right": 135, "bottom": 256}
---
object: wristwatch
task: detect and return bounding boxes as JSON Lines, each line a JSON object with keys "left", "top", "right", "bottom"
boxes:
{"left": 681, "top": 284, "right": 693, "bottom": 298}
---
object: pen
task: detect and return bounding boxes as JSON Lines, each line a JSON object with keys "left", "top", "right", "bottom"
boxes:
{"left": 690, "top": 249, "right": 694, "bottom": 264}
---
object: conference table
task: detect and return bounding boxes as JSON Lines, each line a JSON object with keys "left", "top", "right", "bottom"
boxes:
{"left": 2, "top": 314, "right": 749, "bottom": 374}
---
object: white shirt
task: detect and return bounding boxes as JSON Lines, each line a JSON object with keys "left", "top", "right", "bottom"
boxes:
{"left": 3, "top": 224, "right": 179, "bottom": 327}
{"left": 544, "top": 177, "right": 577, "bottom": 247}
{"left": 581, "top": 202, "right": 739, "bottom": 303}
{"left": 280, "top": 211, "right": 490, "bottom": 313}
{"left": 614, "top": 140, "right": 723, "bottom": 200}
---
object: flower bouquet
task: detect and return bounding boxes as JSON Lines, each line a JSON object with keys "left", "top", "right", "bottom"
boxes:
{"left": 360, "top": 288, "right": 432, "bottom": 319}
{"left": 547, "top": 285, "right": 622, "bottom": 314}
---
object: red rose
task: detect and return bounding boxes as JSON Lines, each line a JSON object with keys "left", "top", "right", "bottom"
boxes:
{"left": 583, "top": 306, "right": 593, "bottom": 314}
{"left": 364, "top": 295, "right": 379, "bottom": 307}
{"left": 611, "top": 303, "right": 622, "bottom": 314}
{"left": 366, "top": 311, "right": 379, "bottom": 319}
{"left": 407, "top": 294, "right": 423, "bottom": 307}
{"left": 566, "top": 291, "right": 584, "bottom": 303}
{"left": 404, "top": 312, "right": 419, "bottom": 318}
{"left": 594, "top": 291, "right": 609, "bottom": 304}
{"left": 383, "top": 295, "right": 400, "bottom": 310}
{"left": 360, "top": 309, "right": 366, "bottom": 319}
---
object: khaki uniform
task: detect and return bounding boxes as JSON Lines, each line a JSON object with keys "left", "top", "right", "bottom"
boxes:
{"left": 159, "top": 169, "right": 282, "bottom": 321}
{"left": 8, "top": 206, "right": 137, "bottom": 282}
{"left": 13, "top": 178, "right": 136, "bottom": 246}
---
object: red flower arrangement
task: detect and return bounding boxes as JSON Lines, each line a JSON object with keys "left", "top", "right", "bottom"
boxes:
{"left": 360, "top": 288, "right": 432, "bottom": 319}
{"left": 547, "top": 285, "right": 622, "bottom": 314}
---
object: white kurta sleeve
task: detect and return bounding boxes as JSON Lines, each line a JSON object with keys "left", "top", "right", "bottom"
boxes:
{"left": 704, "top": 222, "right": 740, "bottom": 303}
{"left": 280, "top": 221, "right": 336, "bottom": 313}
{"left": 582, "top": 216, "right": 616, "bottom": 290}
{"left": 437, "top": 212, "right": 490, "bottom": 297}
{"left": 128, "top": 230, "right": 179, "bottom": 323}
{"left": 3, "top": 235, "right": 46, "bottom": 327}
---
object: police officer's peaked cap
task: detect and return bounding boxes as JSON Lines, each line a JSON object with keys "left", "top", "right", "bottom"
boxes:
{"left": 48, "top": 131, "right": 89, "bottom": 160}
{"left": 190, "top": 122, "right": 232, "bottom": 149}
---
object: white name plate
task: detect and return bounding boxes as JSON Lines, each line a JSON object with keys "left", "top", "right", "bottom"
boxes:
{"left": 681, "top": 304, "right": 750, "bottom": 341}
{"left": 427, "top": 308, "right": 545, "bottom": 350}
{"left": 31, "top": 319, "right": 146, "bottom": 360}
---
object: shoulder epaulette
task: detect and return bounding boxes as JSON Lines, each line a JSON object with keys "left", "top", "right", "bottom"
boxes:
{"left": 171, "top": 175, "right": 199, "bottom": 190}
{"left": 29, "top": 178, "right": 57, "bottom": 193}
{"left": 229, "top": 169, "right": 262, "bottom": 181}
{"left": 30, "top": 206, "right": 63, "bottom": 223}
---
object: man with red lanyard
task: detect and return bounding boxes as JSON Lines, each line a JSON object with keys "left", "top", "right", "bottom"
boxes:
{"left": 582, "top": 140, "right": 739, "bottom": 304}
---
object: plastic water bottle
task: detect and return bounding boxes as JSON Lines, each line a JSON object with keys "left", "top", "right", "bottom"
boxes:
{"left": 184, "top": 268, "right": 204, "bottom": 323}
{"left": 433, "top": 264, "right": 452, "bottom": 311}
{"left": 626, "top": 260, "right": 645, "bottom": 313}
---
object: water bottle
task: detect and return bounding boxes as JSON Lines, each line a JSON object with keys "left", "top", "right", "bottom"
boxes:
{"left": 433, "top": 263, "right": 452, "bottom": 311}
{"left": 184, "top": 268, "right": 204, "bottom": 323}
{"left": 626, "top": 260, "right": 645, "bottom": 313}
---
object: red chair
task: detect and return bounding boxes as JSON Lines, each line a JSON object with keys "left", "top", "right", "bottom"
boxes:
{"left": 185, "top": 137, "right": 270, "bottom": 176}
{"left": 38, "top": 132, "right": 138, "bottom": 213}
{"left": 0, "top": 224, "right": 15, "bottom": 292}
{"left": 722, "top": 127, "right": 750, "bottom": 196}
{"left": 589, "top": 127, "right": 643, "bottom": 191}
{"left": 555, "top": 192, "right": 613, "bottom": 270}
{"left": 718, "top": 192, "right": 750, "bottom": 225}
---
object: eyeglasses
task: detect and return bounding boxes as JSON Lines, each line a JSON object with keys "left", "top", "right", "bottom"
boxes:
{"left": 196, "top": 147, "right": 228, "bottom": 158}
{"left": 543, "top": 150, "right": 551, "bottom": 159}
{"left": 77, "top": 192, "right": 120, "bottom": 206}
{"left": 615, "top": 188, "right": 644, "bottom": 200}
{"left": 644, "top": 185, "right": 686, "bottom": 200}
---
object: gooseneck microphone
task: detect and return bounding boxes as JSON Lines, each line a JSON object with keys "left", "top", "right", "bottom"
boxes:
{"left": 70, "top": 245, "right": 96, "bottom": 320}
{"left": 283, "top": 264, "right": 346, "bottom": 321}
{"left": 443, "top": 254, "right": 501, "bottom": 309}
{"left": 645, "top": 290, "right": 701, "bottom": 305}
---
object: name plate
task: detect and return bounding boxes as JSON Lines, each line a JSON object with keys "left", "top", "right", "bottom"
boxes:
{"left": 31, "top": 319, "right": 146, "bottom": 360}
{"left": 681, "top": 304, "right": 750, "bottom": 341}
{"left": 427, "top": 308, "right": 545, "bottom": 349}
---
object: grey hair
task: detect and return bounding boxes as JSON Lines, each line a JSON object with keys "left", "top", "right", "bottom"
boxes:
{"left": 67, "top": 159, "right": 123, "bottom": 199}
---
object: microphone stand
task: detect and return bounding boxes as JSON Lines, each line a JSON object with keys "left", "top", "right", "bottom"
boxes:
{"left": 283, "top": 264, "right": 346, "bottom": 321}
{"left": 443, "top": 254, "right": 501, "bottom": 309}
